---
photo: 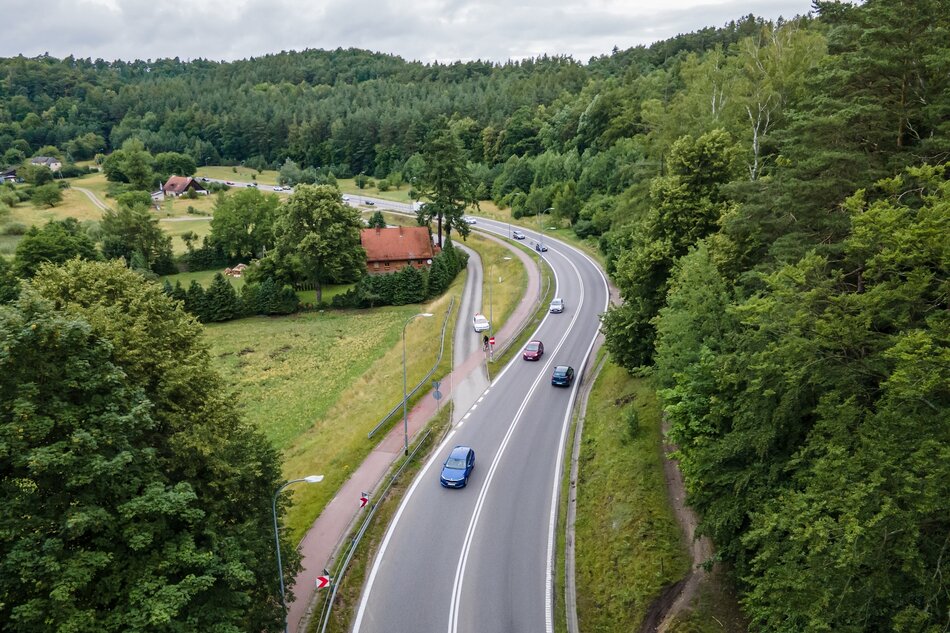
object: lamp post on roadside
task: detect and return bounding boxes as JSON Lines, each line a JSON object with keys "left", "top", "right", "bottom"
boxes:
{"left": 403, "top": 312, "right": 434, "bottom": 455}
{"left": 488, "top": 257, "right": 512, "bottom": 362}
{"left": 272, "top": 475, "right": 324, "bottom": 633}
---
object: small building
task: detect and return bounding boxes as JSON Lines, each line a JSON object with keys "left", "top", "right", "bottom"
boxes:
{"left": 162, "top": 176, "right": 208, "bottom": 197}
{"left": 0, "top": 168, "right": 16, "bottom": 182}
{"left": 360, "top": 226, "right": 437, "bottom": 275}
{"left": 30, "top": 156, "right": 62, "bottom": 171}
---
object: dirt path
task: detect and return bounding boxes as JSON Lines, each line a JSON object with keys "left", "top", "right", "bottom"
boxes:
{"left": 638, "top": 418, "right": 714, "bottom": 632}
{"left": 73, "top": 186, "right": 112, "bottom": 212}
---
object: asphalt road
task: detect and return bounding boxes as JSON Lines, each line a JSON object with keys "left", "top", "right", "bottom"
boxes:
{"left": 353, "top": 216, "right": 609, "bottom": 633}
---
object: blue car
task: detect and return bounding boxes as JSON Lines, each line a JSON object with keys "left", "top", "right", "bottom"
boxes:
{"left": 551, "top": 365, "right": 575, "bottom": 387}
{"left": 440, "top": 446, "right": 475, "bottom": 488}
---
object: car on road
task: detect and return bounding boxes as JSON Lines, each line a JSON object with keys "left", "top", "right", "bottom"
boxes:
{"left": 512, "top": 230, "right": 526, "bottom": 240}
{"left": 463, "top": 216, "right": 477, "bottom": 225}
{"left": 551, "top": 365, "right": 575, "bottom": 387}
{"left": 549, "top": 298, "right": 564, "bottom": 313}
{"left": 365, "top": 200, "right": 375, "bottom": 206}
{"left": 342, "top": 195, "right": 350, "bottom": 201}
{"left": 523, "top": 340, "right": 544, "bottom": 361}
{"left": 273, "top": 185, "right": 283, "bottom": 191}
{"left": 199, "top": 177, "right": 209, "bottom": 182}
{"left": 246, "top": 182, "right": 257, "bottom": 187}
{"left": 535, "top": 242, "right": 548, "bottom": 252}
{"left": 472, "top": 313, "right": 490, "bottom": 332}
{"left": 440, "top": 446, "right": 475, "bottom": 488}
{"left": 225, "top": 181, "right": 235, "bottom": 186}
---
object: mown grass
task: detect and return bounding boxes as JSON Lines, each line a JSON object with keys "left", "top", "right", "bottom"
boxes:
{"left": 201, "top": 272, "right": 465, "bottom": 542}
{"left": 574, "top": 361, "right": 690, "bottom": 631}
{"left": 195, "top": 166, "right": 279, "bottom": 185}
{"left": 338, "top": 178, "right": 413, "bottom": 203}
{"left": 160, "top": 218, "right": 213, "bottom": 255}
{"left": 464, "top": 230, "right": 526, "bottom": 334}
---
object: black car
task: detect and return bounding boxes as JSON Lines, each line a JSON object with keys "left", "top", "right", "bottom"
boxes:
{"left": 365, "top": 200, "right": 375, "bottom": 206}
{"left": 535, "top": 242, "right": 548, "bottom": 252}
{"left": 551, "top": 365, "right": 575, "bottom": 387}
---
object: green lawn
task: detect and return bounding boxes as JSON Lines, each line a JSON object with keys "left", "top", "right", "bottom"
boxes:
{"left": 574, "top": 361, "right": 690, "bottom": 631}
{"left": 195, "top": 166, "right": 280, "bottom": 185}
{"left": 201, "top": 278, "right": 463, "bottom": 541}
{"left": 338, "top": 177, "right": 414, "bottom": 203}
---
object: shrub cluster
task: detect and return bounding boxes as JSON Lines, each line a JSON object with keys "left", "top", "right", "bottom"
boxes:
{"left": 163, "top": 274, "right": 299, "bottom": 323}
{"left": 332, "top": 241, "right": 468, "bottom": 308}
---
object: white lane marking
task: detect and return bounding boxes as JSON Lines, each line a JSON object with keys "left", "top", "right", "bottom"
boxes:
{"left": 470, "top": 404, "right": 478, "bottom": 411}
{"left": 463, "top": 412, "right": 471, "bottom": 420}
{"left": 477, "top": 396, "right": 485, "bottom": 403}
{"left": 448, "top": 252, "right": 588, "bottom": 633}
{"left": 353, "top": 424, "right": 457, "bottom": 631}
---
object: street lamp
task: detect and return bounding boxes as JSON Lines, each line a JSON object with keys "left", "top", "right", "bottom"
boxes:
{"left": 403, "top": 312, "right": 434, "bottom": 455}
{"left": 272, "top": 475, "right": 324, "bottom": 633}
{"left": 488, "top": 257, "right": 512, "bottom": 361}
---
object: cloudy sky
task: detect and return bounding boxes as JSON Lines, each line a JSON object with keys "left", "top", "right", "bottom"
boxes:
{"left": 2, "top": 0, "right": 815, "bottom": 64}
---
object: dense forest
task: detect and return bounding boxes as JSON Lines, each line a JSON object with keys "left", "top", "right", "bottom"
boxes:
{"left": 1, "top": 0, "right": 948, "bottom": 630}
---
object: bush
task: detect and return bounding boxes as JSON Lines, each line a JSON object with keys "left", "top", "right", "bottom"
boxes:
{"left": 2, "top": 223, "right": 28, "bottom": 236}
{"left": 377, "top": 179, "right": 390, "bottom": 192}
{"left": 625, "top": 406, "right": 640, "bottom": 439}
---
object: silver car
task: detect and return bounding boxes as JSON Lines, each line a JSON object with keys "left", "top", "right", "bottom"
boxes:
{"left": 549, "top": 298, "right": 564, "bottom": 313}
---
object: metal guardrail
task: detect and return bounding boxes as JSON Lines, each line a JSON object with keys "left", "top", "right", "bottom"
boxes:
{"left": 492, "top": 270, "right": 551, "bottom": 358}
{"left": 314, "top": 428, "right": 434, "bottom": 633}
{"left": 366, "top": 297, "right": 455, "bottom": 438}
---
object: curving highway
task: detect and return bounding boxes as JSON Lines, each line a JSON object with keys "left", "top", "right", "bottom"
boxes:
{"left": 353, "top": 216, "right": 608, "bottom": 633}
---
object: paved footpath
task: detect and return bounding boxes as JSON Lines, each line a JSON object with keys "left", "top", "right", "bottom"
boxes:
{"left": 287, "top": 233, "right": 541, "bottom": 632}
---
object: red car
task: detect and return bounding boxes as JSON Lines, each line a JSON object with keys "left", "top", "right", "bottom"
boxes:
{"left": 523, "top": 340, "right": 544, "bottom": 361}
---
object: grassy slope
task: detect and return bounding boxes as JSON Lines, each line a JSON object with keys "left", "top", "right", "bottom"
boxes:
{"left": 574, "top": 361, "right": 690, "bottom": 631}
{"left": 201, "top": 271, "right": 465, "bottom": 542}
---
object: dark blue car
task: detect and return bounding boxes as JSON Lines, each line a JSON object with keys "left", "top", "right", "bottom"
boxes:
{"left": 551, "top": 365, "right": 575, "bottom": 387}
{"left": 440, "top": 446, "right": 475, "bottom": 488}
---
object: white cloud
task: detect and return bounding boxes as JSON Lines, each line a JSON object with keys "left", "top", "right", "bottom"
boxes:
{"left": 0, "top": 0, "right": 814, "bottom": 63}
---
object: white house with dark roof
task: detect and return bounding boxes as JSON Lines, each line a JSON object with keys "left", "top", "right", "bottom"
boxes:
{"left": 30, "top": 156, "right": 62, "bottom": 171}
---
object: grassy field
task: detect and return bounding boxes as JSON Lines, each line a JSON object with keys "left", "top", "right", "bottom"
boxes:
{"left": 338, "top": 178, "right": 413, "bottom": 203}
{"left": 201, "top": 272, "right": 465, "bottom": 541}
{"left": 195, "top": 165, "right": 280, "bottom": 185}
{"left": 574, "top": 360, "right": 690, "bottom": 631}
{"left": 160, "top": 218, "right": 213, "bottom": 255}
{"left": 463, "top": 230, "right": 526, "bottom": 331}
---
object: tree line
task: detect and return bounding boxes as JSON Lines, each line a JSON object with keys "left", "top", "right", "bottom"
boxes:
{"left": 1, "top": 0, "right": 947, "bottom": 629}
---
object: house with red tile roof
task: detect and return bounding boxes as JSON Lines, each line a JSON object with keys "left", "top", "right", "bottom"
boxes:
{"left": 360, "top": 226, "right": 438, "bottom": 275}
{"left": 162, "top": 176, "right": 207, "bottom": 197}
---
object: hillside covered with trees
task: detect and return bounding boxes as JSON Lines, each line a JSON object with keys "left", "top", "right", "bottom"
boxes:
{"left": 1, "top": 0, "right": 948, "bottom": 630}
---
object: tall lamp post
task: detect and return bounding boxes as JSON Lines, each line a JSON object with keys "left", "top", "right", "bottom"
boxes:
{"left": 403, "top": 312, "right": 434, "bottom": 455}
{"left": 272, "top": 475, "right": 324, "bottom": 633}
{"left": 488, "top": 257, "right": 512, "bottom": 361}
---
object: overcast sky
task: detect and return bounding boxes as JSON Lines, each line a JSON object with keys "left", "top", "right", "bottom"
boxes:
{"left": 2, "top": 0, "right": 815, "bottom": 64}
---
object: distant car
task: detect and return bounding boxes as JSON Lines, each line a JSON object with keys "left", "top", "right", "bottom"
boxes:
{"left": 523, "top": 340, "right": 544, "bottom": 361}
{"left": 473, "top": 313, "right": 490, "bottom": 333}
{"left": 551, "top": 365, "right": 575, "bottom": 387}
{"left": 225, "top": 181, "right": 235, "bottom": 185}
{"left": 246, "top": 183, "right": 257, "bottom": 187}
{"left": 535, "top": 242, "right": 548, "bottom": 252}
{"left": 440, "top": 446, "right": 475, "bottom": 488}
{"left": 342, "top": 195, "right": 350, "bottom": 201}
{"left": 463, "top": 216, "right": 477, "bottom": 225}
{"left": 365, "top": 200, "right": 375, "bottom": 206}
{"left": 512, "top": 230, "right": 526, "bottom": 240}
{"left": 199, "top": 177, "right": 209, "bottom": 182}
{"left": 273, "top": 185, "right": 283, "bottom": 191}
{"left": 549, "top": 298, "right": 564, "bottom": 313}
